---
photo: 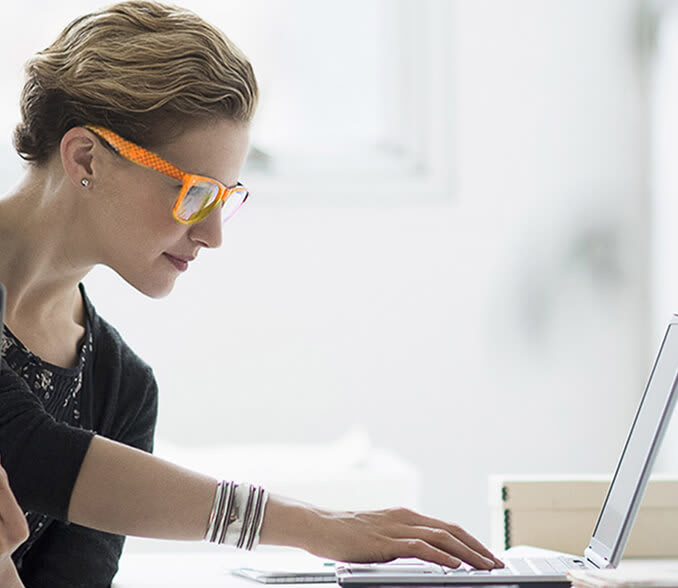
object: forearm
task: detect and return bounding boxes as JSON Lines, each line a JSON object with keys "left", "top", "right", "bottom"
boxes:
{"left": 67, "top": 437, "right": 503, "bottom": 570}
{"left": 68, "top": 435, "right": 216, "bottom": 540}
{"left": 68, "top": 436, "right": 323, "bottom": 548}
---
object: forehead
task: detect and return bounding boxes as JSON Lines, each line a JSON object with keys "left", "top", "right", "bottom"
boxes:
{"left": 155, "top": 118, "right": 250, "bottom": 185}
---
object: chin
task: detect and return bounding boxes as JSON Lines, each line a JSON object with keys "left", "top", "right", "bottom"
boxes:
{"left": 116, "top": 269, "right": 178, "bottom": 299}
{"left": 139, "top": 282, "right": 175, "bottom": 299}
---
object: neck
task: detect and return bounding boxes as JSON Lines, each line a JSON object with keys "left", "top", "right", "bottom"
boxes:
{"left": 0, "top": 161, "right": 96, "bottom": 326}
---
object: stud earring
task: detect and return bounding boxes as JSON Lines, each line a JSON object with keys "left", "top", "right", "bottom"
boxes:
{"left": 81, "top": 178, "right": 91, "bottom": 187}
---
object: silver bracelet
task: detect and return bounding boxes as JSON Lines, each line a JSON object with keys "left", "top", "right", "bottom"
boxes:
{"left": 204, "top": 481, "right": 269, "bottom": 550}
{"left": 214, "top": 481, "right": 235, "bottom": 544}
{"left": 205, "top": 480, "right": 226, "bottom": 542}
{"left": 245, "top": 486, "right": 268, "bottom": 550}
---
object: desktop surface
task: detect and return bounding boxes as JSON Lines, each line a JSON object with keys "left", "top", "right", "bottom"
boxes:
{"left": 112, "top": 546, "right": 678, "bottom": 588}
{"left": 113, "top": 547, "right": 336, "bottom": 588}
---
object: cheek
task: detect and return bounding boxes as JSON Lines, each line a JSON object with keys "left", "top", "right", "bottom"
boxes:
{"left": 118, "top": 175, "right": 179, "bottom": 231}
{"left": 95, "top": 173, "right": 184, "bottom": 256}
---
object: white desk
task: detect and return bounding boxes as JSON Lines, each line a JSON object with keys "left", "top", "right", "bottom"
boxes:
{"left": 112, "top": 546, "right": 678, "bottom": 587}
{"left": 112, "top": 547, "right": 335, "bottom": 588}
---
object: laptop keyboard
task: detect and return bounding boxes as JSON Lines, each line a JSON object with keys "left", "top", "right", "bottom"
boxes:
{"left": 443, "top": 557, "right": 587, "bottom": 576}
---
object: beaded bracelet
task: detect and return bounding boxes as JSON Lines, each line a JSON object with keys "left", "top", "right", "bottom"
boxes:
{"left": 204, "top": 481, "right": 269, "bottom": 549}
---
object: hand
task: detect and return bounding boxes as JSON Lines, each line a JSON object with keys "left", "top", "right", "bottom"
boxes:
{"left": 309, "top": 507, "right": 504, "bottom": 569}
{"left": 262, "top": 498, "right": 504, "bottom": 570}
{"left": 0, "top": 456, "right": 29, "bottom": 587}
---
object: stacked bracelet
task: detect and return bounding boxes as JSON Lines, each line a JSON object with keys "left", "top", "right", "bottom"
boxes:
{"left": 205, "top": 481, "right": 269, "bottom": 550}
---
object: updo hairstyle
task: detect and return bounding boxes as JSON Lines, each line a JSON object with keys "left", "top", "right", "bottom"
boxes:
{"left": 13, "top": 0, "right": 258, "bottom": 165}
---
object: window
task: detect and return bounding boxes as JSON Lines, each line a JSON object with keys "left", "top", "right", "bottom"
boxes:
{"left": 0, "top": 0, "right": 454, "bottom": 204}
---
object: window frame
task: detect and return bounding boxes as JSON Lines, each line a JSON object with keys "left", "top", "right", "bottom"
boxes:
{"left": 242, "top": 0, "right": 456, "bottom": 205}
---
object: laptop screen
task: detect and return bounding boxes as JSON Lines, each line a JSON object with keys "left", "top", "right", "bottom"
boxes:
{"left": 587, "top": 319, "right": 678, "bottom": 567}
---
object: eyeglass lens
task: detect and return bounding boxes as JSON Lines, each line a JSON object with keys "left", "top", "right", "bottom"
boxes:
{"left": 221, "top": 187, "right": 248, "bottom": 223}
{"left": 177, "top": 182, "right": 249, "bottom": 224}
{"left": 177, "top": 182, "right": 221, "bottom": 222}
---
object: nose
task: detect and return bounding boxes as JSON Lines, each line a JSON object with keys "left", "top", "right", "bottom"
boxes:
{"left": 188, "top": 206, "right": 223, "bottom": 249}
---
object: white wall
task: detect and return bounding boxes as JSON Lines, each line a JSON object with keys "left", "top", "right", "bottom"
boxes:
{"left": 0, "top": 0, "right": 654, "bottom": 545}
{"left": 80, "top": 0, "right": 654, "bottom": 544}
{"left": 650, "top": 2, "right": 678, "bottom": 473}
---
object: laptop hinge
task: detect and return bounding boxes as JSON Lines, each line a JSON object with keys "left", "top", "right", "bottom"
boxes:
{"left": 584, "top": 547, "right": 613, "bottom": 570}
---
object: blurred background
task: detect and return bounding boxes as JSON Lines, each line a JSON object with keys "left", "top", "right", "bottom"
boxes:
{"left": 2, "top": 0, "right": 678, "bottom": 548}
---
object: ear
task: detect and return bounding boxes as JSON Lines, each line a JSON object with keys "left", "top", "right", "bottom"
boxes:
{"left": 60, "top": 127, "right": 98, "bottom": 189}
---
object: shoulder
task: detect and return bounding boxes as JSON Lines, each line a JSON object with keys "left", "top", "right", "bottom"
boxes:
{"left": 81, "top": 284, "right": 155, "bottom": 383}
{"left": 79, "top": 285, "right": 159, "bottom": 449}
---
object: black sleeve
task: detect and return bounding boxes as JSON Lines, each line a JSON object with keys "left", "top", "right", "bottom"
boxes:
{"left": 105, "top": 362, "right": 158, "bottom": 454}
{"left": 0, "top": 359, "right": 94, "bottom": 520}
{"left": 17, "top": 326, "right": 160, "bottom": 588}
{"left": 89, "top": 315, "right": 159, "bottom": 454}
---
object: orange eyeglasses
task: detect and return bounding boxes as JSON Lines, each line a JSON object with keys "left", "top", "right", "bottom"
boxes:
{"left": 85, "top": 124, "right": 249, "bottom": 226}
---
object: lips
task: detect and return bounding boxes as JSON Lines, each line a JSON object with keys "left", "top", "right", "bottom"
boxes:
{"left": 164, "top": 253, "right": 195, "bottom": 272}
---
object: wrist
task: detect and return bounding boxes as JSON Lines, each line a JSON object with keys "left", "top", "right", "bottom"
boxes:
{"left": 258, "top": 494, "right": 330, "bottom": 553}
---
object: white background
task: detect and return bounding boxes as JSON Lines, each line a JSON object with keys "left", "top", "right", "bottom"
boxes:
{"left": 2, "top": 0, "right": 675, "bottom": 547}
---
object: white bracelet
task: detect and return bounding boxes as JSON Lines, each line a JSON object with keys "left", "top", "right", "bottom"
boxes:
{"left": 246, "top": 486, "right": 269, "bottom": 550}
{"left": 204, "top": 481, "right": 269, "bottom": 550}
{"left": 205, "top": 480, "right": 226, "bottom": 542}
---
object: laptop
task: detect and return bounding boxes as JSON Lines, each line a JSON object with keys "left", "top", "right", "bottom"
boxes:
{"left": 336, "top": 316, "right": 678, "bottom": 586}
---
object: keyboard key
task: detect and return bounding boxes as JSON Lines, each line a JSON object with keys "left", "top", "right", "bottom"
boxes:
{"left": 444, "top": 564, "right": 479, "bottom": 575}
{"left": 505, "top": 559, "right": 535, "bottom": 575}
{"left": 527, "top": 559, "right": 557, "bottom": 574}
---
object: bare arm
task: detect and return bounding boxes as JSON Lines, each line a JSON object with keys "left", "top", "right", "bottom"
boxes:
{"left": 68, "top": 435, "right": 215, "bottom": 539}
{"left": 69, "top": 435, "right": 503, "bottom": 569}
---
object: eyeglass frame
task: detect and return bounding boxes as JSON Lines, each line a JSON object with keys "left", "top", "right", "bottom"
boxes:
{"left": 84, "top": 124, "right": 249, "bottom": 226}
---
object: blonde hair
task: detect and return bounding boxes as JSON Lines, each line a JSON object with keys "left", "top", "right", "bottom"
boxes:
{"left": 14, "top": 0, "right": 258, "bottom": 164}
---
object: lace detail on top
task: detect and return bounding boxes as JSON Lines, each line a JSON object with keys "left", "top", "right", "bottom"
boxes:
{"left": 2, "top": 324, "right": 92, "bottom": 423}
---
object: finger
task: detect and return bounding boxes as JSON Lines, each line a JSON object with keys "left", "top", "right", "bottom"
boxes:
{"left": 404, "top": 526, "right": 495, "bottom": 570}
{"left": 384, "top": 523, "right": 494, "bottom": 569}
{"left": 390, "top": 510, "right": 503, "bottom": 567}
{"left": 443, "top": 524, "right": 504, "bottom": 567}
{"left": 393, "top": 538, "right": 464, "bottom": 569}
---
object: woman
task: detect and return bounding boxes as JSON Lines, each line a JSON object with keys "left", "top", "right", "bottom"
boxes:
{"left": 0, "top": 2, "right": 503, "bottom": 586}
{"left": 0, "top": 458, "right": 28, "bottom": 588}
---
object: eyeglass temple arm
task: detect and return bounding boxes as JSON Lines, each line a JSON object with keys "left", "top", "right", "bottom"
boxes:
{"left": 84, "top": 125, "right": 186, "bottom": 183}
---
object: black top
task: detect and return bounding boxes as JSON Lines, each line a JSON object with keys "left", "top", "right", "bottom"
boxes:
{"left": 0, "top": 284, "right": 159, "bottom": 588}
